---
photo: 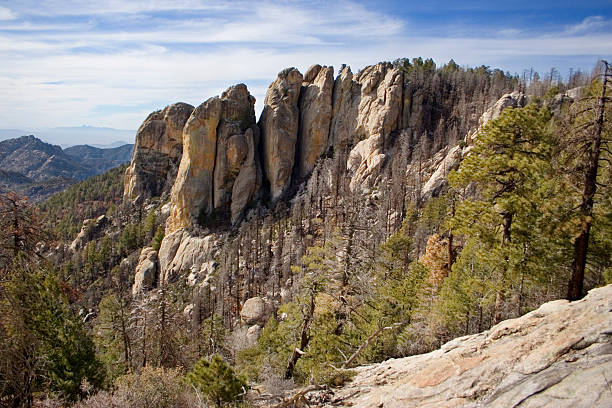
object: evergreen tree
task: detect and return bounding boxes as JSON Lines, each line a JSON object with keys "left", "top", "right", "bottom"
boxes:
{"left": 186, "top": 355, "right": 247, "bottom": 407}
{"left": 449, "top": 104, "right": 561, "bottom": 323}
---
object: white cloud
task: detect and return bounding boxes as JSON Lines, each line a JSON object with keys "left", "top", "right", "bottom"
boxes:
{"left": 564, "top": 16, "right": 610, "bottom": 35}
{"left": 0, "top": 5, "right": 16, "bottom": 20}
{"left": 0, "top": 0, "right": 610, "bottom": 137}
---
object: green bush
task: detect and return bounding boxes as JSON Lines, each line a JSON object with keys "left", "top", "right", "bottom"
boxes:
{"left": 186, "top": 355, "right": 247, "bottom": 407}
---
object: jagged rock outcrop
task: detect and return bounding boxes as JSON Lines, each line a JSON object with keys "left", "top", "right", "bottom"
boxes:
{"left": 330, "top": 63, "right": 403, "bottom": 192}
{"left": 166, "top": 84, "right": 258, "bottom": 233}
{"left": 123, "top": 102, "right": 194, "bottom": 200}
{"left": 132, "top": 247, "right": 158, "bottom": 295}
{"left": 158, "top": 229, "right": 218, "bottom": 284}
{"left": 323, "top": 284, "right": 612, "bottom": 408}
{"left": 259, "top": 68, "right": 303, "bottom": 200}
{"left": 297, "top": 64, "right": 334, "bottom": 179}
{"left": 70, "top": 214, "right": 109, "bottom": 251}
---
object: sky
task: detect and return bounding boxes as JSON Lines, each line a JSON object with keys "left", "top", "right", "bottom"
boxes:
{"left": 0, "top": 0, "right": 611, "bottom": 145}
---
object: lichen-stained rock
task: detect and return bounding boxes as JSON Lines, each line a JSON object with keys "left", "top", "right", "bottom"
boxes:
{"left": 322, "top": 284, "right": 612, "bottom": 408}
{"left": 132, "top": 247, "right": 158, "bottom": 295}
{"left": 166, "top": 97, "right": 222, "bottom": 233}
{"left": 354, "top": 63, "right": 403, "bottom": 139}
{"left": 158, "top": 228, "right": 219, "bottom": 284}
{"left": 329, "top": 65, "right": 358, "bottom": 149}
{"left": 259, "top": 68, "right": 303, "bottom": 200}
{"left": 297, "top": 64, "right": 334, "bottom": 179}
{"left": 123, "top": 102, "right": 194, "bottom": 200}
{"left": 166, "top": 84, "right": 258, "bottom": 233}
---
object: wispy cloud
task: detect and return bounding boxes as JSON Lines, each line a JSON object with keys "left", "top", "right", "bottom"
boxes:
{"left": 564, "top": 16, "right": 610, "bottom": 35}
{"left": 0, "top": 0, "right": 610, "bottom": 137}
{"left": 0, "top": 5, "right": 16, "bottom": 20}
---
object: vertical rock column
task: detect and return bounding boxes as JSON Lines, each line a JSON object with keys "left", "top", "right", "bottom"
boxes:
{"left": 296, "top": 64, "right": 334, "bottom": 180}
{"left": 259, "top": 68, "right": 303, "bottom": 201}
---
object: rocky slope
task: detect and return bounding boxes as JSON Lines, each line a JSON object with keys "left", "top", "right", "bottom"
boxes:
{"left": 318, "top": 283, "right": 612, "bottom": 408}
{"left": 122, "top": 62, "right": 530, "bottom": 290}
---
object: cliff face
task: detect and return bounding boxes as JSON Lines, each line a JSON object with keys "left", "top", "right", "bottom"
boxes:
{"left": 123, "top": 61, "right": 521, "bottom": 290}
{"left": 123, "top": 102, "right": 194, "bottom": 200}
{"left": 320, "top": 284, "right": 612, "bottom": 408}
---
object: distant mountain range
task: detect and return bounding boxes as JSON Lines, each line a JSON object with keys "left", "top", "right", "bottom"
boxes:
{"left": 0, "top": 135, "right": 133, "bottom": 202}
{"left": 0, "top": 126, "right": 136, "bottom": 148}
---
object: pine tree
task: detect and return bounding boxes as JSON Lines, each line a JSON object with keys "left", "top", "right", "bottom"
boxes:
{"left": 449, "top": 104, "right": 559, "bottom": 323}
{"left": 186, "top": 355, "right": 247, "bottom": 407}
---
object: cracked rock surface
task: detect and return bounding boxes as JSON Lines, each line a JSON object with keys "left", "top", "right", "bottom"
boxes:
{"left": 322, "top": 284, "right": 612, "bottom": 408}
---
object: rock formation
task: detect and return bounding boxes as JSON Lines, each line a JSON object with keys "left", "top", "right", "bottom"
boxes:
{"left": 70, "top": 214, "right": 109, "bottom": 251}
{"left": 123, "top": 102, "right": 194, "bottom": 200}
{"left": 259, "top": 68, "right": 303, "bottom": 200}
{"left": 322, "top": 284, "right": 612, "bottom": 408}
{"left": 158, "top": 229, "right": 218, "bottom": 284}
{"left": 166, "top": 84, "right": 258, "bottom": 233}
{"left": 132, "top": 247, "right": 158, "bottom": 295}
{"left": 297, "top": 64, "right": 334, "bottom": 179}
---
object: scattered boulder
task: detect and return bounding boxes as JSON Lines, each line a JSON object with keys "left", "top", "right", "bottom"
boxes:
{"left": 158, "top": 229, "right": 218, "bottom": 284}
{"left": 132, "top": 247, "right": 158, "bottom": 295}
{"left": 246, "top": 324, "right": 262, "bottom": 347}
{"left": 240, "top": 296, "right": 267, "bottom": 325}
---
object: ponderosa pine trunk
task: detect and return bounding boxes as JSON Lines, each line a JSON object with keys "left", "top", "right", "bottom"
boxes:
{"left": 567, "top": 61, "right": 609, "bottom": 301}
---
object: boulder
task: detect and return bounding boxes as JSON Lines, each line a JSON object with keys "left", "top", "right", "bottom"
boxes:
{"left": 297, "top": 64, "right": 334, "bottom": 179}
{"left": 321, "top": 284, "right": 612, "bottom": 408}
{"left": 123, "top": 102, "right": 194, "bottom": 200}
{"left": 240, "top": 296, "right": 267, "bottom": 325}
{"left": 132, "top": 247, "right": 158, "bottom": 295}
{"left": 259, "top": 68, "right": 303, "bottom": 200}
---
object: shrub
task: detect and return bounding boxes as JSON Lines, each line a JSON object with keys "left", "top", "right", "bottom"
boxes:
{"left": 186, "top": 355, "right": 247, "bottom": 407}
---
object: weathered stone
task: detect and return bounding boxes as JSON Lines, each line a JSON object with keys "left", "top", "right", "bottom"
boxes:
{"left": 240, "top": 297, "right": 267, "bottom": 325}
{"left": 132, "top": 247, "right": 158, "bottom": 295}
{"left": 321, "top": 284, "right": 612, "bottom": 408}
{"left": 70, "top": 214, "right": 108, "bottom": 251}
{"left": 230, "top": 127, "right": 261, "bottom": 224}
{"left": 166, "top": 84, "right": 258, "bottom": 233}
{"left": 297, "top": 64, "right": 334, "bottom": 179}
{"left": 166, "top": 97, "right": 222, "bottom": 233}
{"left": 346, "top": 63, "right": 403, "bottom": 192}
{"left": 259, "top": 68, "right": 303, "bottom": 200}
{"left": 158, "top": 229, "right": 218, "bottom": 284}
{"left": 124, "top": 102, "right": 194, "bottom": 200}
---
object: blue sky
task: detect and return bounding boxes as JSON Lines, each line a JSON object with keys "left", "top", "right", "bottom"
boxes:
{"left": 0, "top": 0, "right": 610, "bottom": 143}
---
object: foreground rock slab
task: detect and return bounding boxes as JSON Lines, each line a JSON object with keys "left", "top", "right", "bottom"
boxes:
{"left": 323, "top": 284, "right": 612, "bottom": 408}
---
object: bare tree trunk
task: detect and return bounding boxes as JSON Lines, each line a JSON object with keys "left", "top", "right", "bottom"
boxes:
{"left": 568, "top": 61, "right": 609, "bottom": 301}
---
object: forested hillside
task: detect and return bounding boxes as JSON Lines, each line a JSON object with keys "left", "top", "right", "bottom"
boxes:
{"left": 0, "top": 59, "right": 609, "bottom": 408}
